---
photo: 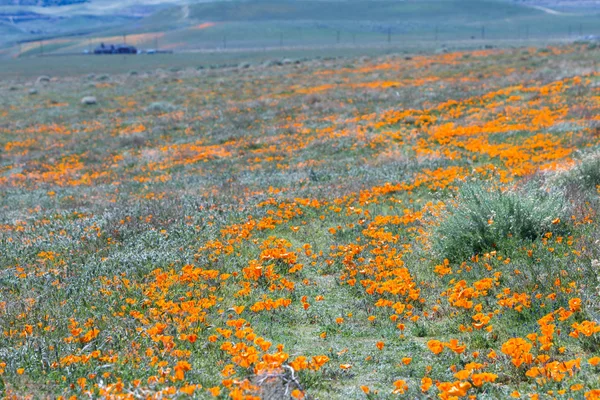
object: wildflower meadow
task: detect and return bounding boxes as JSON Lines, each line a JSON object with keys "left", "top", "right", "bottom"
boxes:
{"left": 1, "top": 44, "right": 600, "bottom": 399}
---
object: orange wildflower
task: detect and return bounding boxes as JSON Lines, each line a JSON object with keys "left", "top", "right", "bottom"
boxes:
{"left": 427, "top": 339, "right": 444, "bottom": 355}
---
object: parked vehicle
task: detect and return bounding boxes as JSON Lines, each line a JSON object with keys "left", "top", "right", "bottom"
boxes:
{"left": 94, "top": 43, "right": 137, "bottom": 55}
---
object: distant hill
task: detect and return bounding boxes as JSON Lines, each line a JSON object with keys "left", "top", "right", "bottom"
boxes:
{"left": 4, "top": 0, "right": 600, "bottom": 58}
{"left": 184, "top": 0, "right": 539, "bottom": 22}
{"left": 0, "top": 0, "right": 87, "bottom": 6}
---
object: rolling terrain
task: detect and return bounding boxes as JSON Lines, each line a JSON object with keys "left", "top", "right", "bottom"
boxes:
{"left": 2, "top": 0, "right": 600, "bottom": 59}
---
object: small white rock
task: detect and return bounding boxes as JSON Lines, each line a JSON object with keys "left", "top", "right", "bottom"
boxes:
{"left": 81, "top": 96, "right": 97, "bottom": 105}
{"left": 36, "top": 75, "right": 50, "bottom": 85}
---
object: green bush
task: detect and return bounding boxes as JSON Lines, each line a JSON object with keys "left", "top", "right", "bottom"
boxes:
{"left": 432, "top": 183, "right": 568, "bottom": 263}
{"left": 568, "top": 153, "right": 600, "bottom": 192}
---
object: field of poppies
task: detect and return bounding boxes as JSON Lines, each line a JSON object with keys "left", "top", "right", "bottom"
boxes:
{"left": 1, "top": 43, "right": 600, "bottom": 399}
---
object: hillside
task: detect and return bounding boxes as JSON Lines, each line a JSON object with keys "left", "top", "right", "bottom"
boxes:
{"left": 0, "top": 0, "right": 86, "bottom": 6}
{"left": 513, "top": 0, "right": 600, "bottom": 11}
{"left": 3, "top": 0, "right": 600, "bottom": 57}
{"left": 183, "top": 0, "right": 539, "bottom": 21}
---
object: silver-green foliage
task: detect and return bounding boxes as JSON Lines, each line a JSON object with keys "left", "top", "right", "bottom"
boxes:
{"left": 433, "top": 183, "right": 568, "bottom": 263}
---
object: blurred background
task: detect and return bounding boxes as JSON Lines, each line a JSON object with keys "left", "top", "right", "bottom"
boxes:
{"left": 1, "top": 0, "right": 600, "bottom": 76}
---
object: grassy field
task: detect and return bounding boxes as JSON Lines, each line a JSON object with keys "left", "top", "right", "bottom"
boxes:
{"left": 0, "top": 39, "right": 565, "bottom": 80}
{"left": 1, "top": 42, "right": 600, "bottom": 399}
{"left": 0, "top": 45, "right": 435, "bottom": 79}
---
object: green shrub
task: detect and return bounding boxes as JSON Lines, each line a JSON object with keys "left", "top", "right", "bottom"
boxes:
{"left": 432, "top": 182, "right": 568, "bottom": 263}
{"left": 567, "top": 153, "right": 600, "bottom": 192}
{"left": 146, "top": 101, "right": 178, "bottom": 114}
